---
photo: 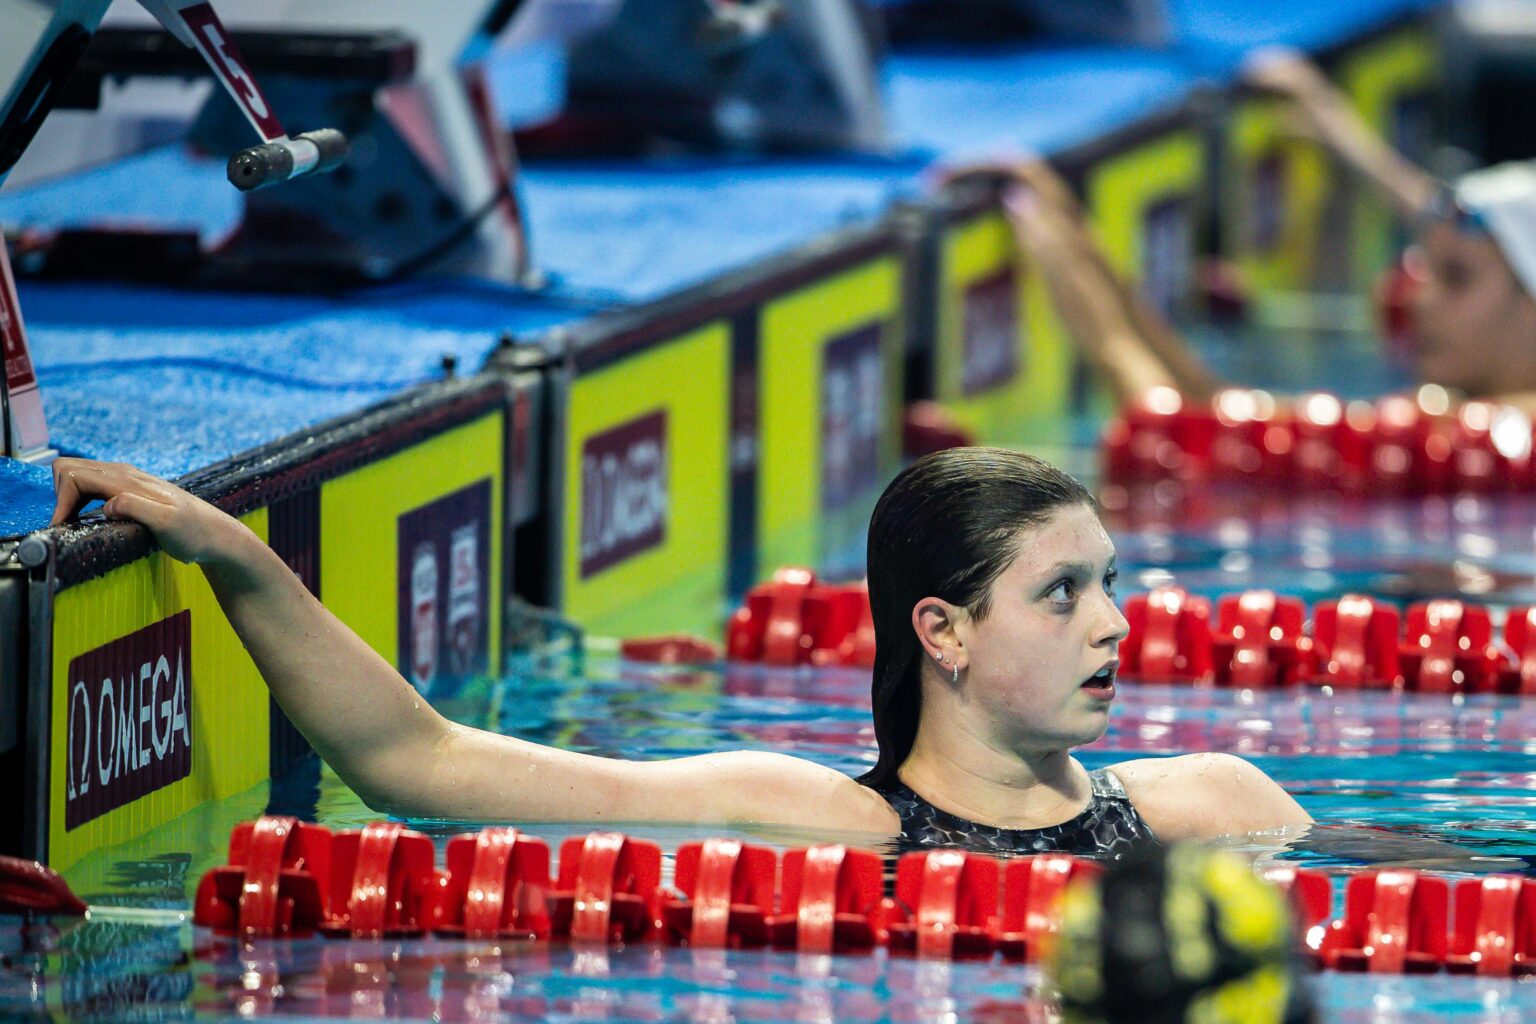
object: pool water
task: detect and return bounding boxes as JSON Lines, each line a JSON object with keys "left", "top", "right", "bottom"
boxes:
{"left": 9, "top": 329, "right": 1536, "bottom": 1021}
{"left": 9, "top": 638, "right": 1536, "bottom": 1022}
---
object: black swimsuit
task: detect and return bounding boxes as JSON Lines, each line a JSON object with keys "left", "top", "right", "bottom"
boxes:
{"left": 871, "top": 768, "right": 1159, "bottom": 860}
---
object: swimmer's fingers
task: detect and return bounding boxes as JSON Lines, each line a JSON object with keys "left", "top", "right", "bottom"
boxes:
{"left": 49, "top": 458, "right": 221, "bottom": 563}
{"left": 1009, "top": 159, "right": 1081, "bottom": 219}
{"left": 1241, "top": 47, "right": 1330, "bottom": 101}
{"left": 49, "top": 457, "right": 122, "bottom": 526}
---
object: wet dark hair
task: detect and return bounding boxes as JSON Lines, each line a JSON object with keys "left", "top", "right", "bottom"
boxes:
{"left": 858, "top": 446, "right": 1096, "bottom": 788}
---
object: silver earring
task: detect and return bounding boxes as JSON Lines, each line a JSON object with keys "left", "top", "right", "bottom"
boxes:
{"left": 952, "top": 663, "right": 959, "bottom": 685}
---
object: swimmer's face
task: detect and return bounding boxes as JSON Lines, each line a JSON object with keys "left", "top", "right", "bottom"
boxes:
{"left": 1412, "top": 221, "right": 1536, "bottom": 397}
{"left": 951, "top": 504, "right": 1128, "bottom": 752}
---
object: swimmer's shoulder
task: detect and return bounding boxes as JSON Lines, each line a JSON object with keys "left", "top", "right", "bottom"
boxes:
{"left": 654, "top": 750, "right": 901, "bottom": 834}
{"left": 1109, "top": 753, "right": 1312, "bottom": 841}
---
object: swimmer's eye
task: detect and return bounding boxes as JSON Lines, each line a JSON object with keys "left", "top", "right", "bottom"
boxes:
{"left": 1104, "top": 569, "right": 1118, "bottom": 598}
{"left": 1045, "top": 579, "right": 1078, "bottom": 607}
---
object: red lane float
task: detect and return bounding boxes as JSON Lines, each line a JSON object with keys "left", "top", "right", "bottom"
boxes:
{"left": 726, "top": 568, "right": 875, "bottom": 668}
{"left": 995, "top": 854, "right": 1101, "bottom": 963}
{"left": 1257, "top": 865, "right": 1333, "bottom": 961}
{"left": 319, "top": 821, "right": 448, "bottom": 939}
{"left": 1499, "top": 606, "right": 1536, "bottom": 696}
{"left": 1399, "top": 600, "right": 1505, "bottom": 694}
{"left": 1212, "top": 590, "right": 1310, "bottom": 688}
{"left": 887, "top": 850, "right": 999, "bottom": 959}
{"left": 548, "top": 832, "right": 662, "bottom": 945}
{"left": 1120, "top": 587, "right": 1214, "bottom": 683}
{"left": 438, "top": 827, "right": 551, "bottom": 940}
{"left": 193, "top": 815, "right": 332, "bottom": 937}
{"left": 1447, "top": 875, "right": 1536, "bottom": 976}
{"left": 661, "top": 838, "right": 777, "bottom": 949}
{"left": 768, "top": 845, "right": 888, "bottom": 954}
{"left": 1320, "top": 870, "right": 1448, "bottom": 974}
{"left": 1310, "top": 595, "right": 1402, "bottom": 688}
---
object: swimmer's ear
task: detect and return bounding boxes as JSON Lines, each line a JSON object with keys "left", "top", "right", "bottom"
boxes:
{"left": 912, "top": 596, "right": 965, "bottom": 668}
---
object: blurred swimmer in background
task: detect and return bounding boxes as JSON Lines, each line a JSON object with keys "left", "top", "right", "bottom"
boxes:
{"left": 975, "top": 52, "right": 1536, "bottom": 414}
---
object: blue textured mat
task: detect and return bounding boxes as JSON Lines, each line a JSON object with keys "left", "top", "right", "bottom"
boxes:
{"left": 520, "top": 157, "right": 925, "bottom": 305}
{"left": 0, "top": 277, "right": 589, "bottom": 534}
{"left": 1165, "top": 0, "right": 1443, "bottom": 74}
{"left": 0, "top": 459, "right": 55, "bottom": 537}
{"left": 886, "top": 45, "right": 1204, "bottom": 164}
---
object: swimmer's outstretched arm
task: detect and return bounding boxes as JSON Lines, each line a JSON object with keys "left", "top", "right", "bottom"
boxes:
{"left": 49, "top": 459, "right": 900, "bottom": 833}
{"left": 1244, "top": 50, "right": 1437, "bottom": 220}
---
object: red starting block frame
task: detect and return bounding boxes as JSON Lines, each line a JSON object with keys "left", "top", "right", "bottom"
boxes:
{"left": 1120, "top": 587, "right": 1214, "bottom": 683}
{"left": 995, "top": 854, "right": 1102, "bottom": 963}
{"left": 887, "top": 850, "right": 999, "bottom": 959}
{"left": 1447, "top": 875, "right": 1536, "bottom": 976}
{"left": 193, "top": 815, "right": 332, "bottom": 937}
{"left": 548, "top": 832, "right": 663, "bottom": 945}
{"left": 319, "top": 821, "right": 447, "bottom": 939}
{"left": 437, "top": 827, "right": 552, "bottom": 940}
{"left": 768, "top": 844, "right": 889, "bottom": 953}
{"left": 1320, "top": 870, "right": 1448, "bottom": 973}
{"left": 1212, "top": 590, "right": 1311, "bottom": 688}
{"left": 661, "top": 838, "right": 778, "bottom": 948}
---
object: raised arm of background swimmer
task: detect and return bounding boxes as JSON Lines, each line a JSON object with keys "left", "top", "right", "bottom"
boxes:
{"left": 47, "top": 459, "right": 895, "bottom": 831}
{"left": 1000, "top": 184, "right": 1182, "bottom": 405}
{"left": 1244, "top": 49, "right": 1437, "bottom": 220}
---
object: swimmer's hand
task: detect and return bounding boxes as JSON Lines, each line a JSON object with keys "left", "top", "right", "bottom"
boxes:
{"left": 935, "top": 156, "right": 1083, "bottom": 219}
{"left": 48, "top": 458, "right": 250, "bottom": 567}
{"left": 1241, "top": 47, "right": 1334, "bottom": 104}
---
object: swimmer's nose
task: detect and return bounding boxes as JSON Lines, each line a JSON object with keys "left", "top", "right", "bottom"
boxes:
{"left": 1094, "top": 592, "right": 1130, "bottom": 648}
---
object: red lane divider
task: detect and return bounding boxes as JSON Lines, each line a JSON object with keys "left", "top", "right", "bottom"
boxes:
{"left": 769, "top": 845, "right": 888, "bottom": 954}
{"left": 187, "top": 821, "right": 1536, "bottom": 979}
{"left": 193, "top": 816, "right": 331, "bottom": 937}
{"left": 1448, "top": 875, "right": 1536, "bottom": 976}
{"left": 995, "top": 854, "right": 1101, "bottom": 963}
{"left": 1102, "top": 388, "right": 1536, "bottom": 496}
{"left": 1320, "top": 870, "right": 1448, "bottom": 974}
{"left": 661, "top": 838, "right": 777, "bottom": 949}
{"left": 438, "top": 827, "right": 551, "bottom": 940}
{"left": 887, "top": 850, "right": 999, "bottom": 959}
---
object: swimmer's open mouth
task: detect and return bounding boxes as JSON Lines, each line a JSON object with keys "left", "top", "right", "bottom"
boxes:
{"left": 1082, "top": 661, "right": 1118, "bottom": 695}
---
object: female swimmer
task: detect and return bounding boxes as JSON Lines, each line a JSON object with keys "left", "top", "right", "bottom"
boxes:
{"left": 48, "top": 447, "right": 1310, "bottom": 856}
{"left": 977, "top": 52, "right": 1536, "bottom": 414}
